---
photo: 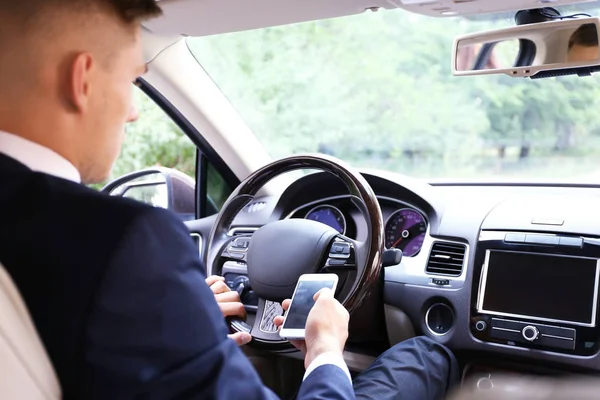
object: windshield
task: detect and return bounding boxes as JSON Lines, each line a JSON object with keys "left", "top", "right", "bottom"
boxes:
{"left": 187, "top": 6, "right": 600, "bottom": 182}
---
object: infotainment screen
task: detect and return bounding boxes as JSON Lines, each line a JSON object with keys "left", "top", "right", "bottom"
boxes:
{"left": 478, "top": 250, "right": 600, "bottom": 327}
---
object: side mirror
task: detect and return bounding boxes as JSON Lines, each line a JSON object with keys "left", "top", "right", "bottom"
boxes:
{"left": 101, "top": 167, "right": 196, "bottom": 221}
{"left": 453, "top": 17, "right": 600, "bottom": 78}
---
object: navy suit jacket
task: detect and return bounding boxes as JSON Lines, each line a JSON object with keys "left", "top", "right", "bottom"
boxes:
{"left": 0, "top": 153, "right": 355, "bottom": 399}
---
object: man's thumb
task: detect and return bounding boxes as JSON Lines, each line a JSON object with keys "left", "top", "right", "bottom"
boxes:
{"left": 313, "top": 287, "right": 333, "bottom": 301}
{"left": 228, "top": 332, "right": 252, "bottom": 346}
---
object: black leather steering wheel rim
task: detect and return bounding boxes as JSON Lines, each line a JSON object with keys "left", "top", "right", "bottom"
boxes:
{"left": 205, "top": 154, "right": 384, "bottom": 349}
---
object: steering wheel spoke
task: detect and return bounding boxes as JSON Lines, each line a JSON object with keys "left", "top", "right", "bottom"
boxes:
{"left": 323, "top": 235, "right": 359, "bottom": 269}
{"left": 242, "top": 297, "right": 286, "bottom": 346}
{"left": 220, "top": 235, "right": 252, "bottom": 261}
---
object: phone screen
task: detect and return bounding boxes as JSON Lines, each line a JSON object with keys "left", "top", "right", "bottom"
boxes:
{"left": 282, "top": 279, "right": 337, "bottom": 330}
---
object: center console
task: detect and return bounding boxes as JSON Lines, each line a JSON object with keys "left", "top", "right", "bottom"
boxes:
{"left": 471, "top": 231, "right": 600, "bottom": 356}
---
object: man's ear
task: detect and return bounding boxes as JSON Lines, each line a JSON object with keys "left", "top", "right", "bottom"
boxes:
{"left": 67, "top": 52, "right": 94, "bottom": 113}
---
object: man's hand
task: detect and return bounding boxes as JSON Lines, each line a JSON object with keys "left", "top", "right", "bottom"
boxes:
{"left": 274, "top": 288, "right": 349, "bottom": 369}
{"left": 205, "top": 275, "right": 251, "bottom": 346}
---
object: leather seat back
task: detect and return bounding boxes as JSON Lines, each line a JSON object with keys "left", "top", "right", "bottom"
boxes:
{"left": 0, "top": 263, "right": 61, "bottom": 399}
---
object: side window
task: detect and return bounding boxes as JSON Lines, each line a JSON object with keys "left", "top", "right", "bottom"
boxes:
{"left": 100, "top": 84, "right": 234, "bottom": 219}
{"left": 206, "top": 161, "right": 231, "bottom": 215}
{"left": 110, "top": 85, "right": 196, "bottom": 181}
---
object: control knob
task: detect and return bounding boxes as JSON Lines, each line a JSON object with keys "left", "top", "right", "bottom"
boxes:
{"left": 232, "top": 276, "right": 251, "bottom": 297}
{"left": 522, "top": 325, "right": 539, "bottom": 342}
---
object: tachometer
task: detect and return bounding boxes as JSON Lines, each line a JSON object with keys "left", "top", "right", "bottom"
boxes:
{"left": 305, "top": 205, "right": 346, "bottom": 235}
{"left": 385, "top": 208, "right": 427, "bottom": 257}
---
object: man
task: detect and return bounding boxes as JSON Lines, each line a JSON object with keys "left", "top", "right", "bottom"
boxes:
{"left": 0, "top": 1, "right": 457, "bottom": 398}
{"left": 567, "top": 23, "right": 600, "bottom": 63}
{"left": 205, "top": 275, "right": 252, "bottom": 346}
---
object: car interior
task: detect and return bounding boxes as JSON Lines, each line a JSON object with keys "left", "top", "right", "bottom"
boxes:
{"left": 8, "top": 0, "right": 600, "bottom": 398}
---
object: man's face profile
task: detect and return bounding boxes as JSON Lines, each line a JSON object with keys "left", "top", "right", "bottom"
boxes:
{"left": 0, "top": 1, "right": 161, "bottom": 184}
{"left": 568, "top": 43, "right": 600, "bottom": 62}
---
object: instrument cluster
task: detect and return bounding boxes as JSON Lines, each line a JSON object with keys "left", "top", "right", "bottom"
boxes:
{"left": 300, "top": 199, "right": 428, "bottom": 257}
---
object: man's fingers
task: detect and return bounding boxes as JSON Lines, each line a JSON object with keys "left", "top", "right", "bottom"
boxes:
{"left": 313, "top": 287, "right": 333, "bottom": 301}
{"left": 228, "top": 332, "right": 252, "bottom": 346}
{"left": 281, "top": 299, "right": 291, "bottom": 310}
{"left": 219, "top": 302, "right": 246, "bottom": 319}
{"left": 216, "top": 291, "right": 241, "bottom": 303}
{"left": 274, "top": 316, "right": 285, "bottom": 327}
{"left": 205, "top": 275, "right": 225, "bottom": 287}
{"left": 209, "top": 280, "right": 230, "bottom": 295}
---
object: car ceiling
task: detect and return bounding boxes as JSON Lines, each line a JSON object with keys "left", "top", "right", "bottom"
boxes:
{"left": 146, "top": 0, "right": 599, "bottom": 36}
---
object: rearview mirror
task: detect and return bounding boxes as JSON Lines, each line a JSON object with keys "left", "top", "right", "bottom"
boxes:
{"left": 453, "top": 17, "right": 600, "bottom": 78}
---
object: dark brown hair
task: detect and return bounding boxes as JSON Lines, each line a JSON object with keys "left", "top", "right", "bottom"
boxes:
{"left": 569, "top": 23, "right": 599, "bottom": 49}
{"left": 102, "top": 0, "right": 163, "bottom": 24}
{"left": 0, "top": 0, "right": 162, "bottom": 25}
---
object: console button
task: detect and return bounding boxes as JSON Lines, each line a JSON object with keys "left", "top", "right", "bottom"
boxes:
{"left": 522, "top": 325, "right": 540, "bottom": 342}
{"left": 491, "top": 318, "right": 522, "bottom": 331}
{"left": 490, "top": 318, "right": 577, "bottom": 350}
{"left": 504, "top": 233, "right": 526, "bottom": 243}
{"left": 538, "top": 333, "right": 575, "bottom": 350}
{"left": 475, "top": 320, "right": 487, "bottom": 332}
{"left": 525, "top": 234, "right": 559, "bottom": 245}
{"left": 538, "top": 324, "right": 576, "bottom": 340}
{"left": 558, "top": 236, "right": 583, "bottom": 248}
{"left": 490, "top": 326, "right": 521, "bottom": 342}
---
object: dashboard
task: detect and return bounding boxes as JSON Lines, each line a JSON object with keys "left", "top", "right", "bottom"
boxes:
{"left": 190, "top": 168, "right": 600, "bottom": 381}
{"left": 288, "top": 197, "right": 428, "bottom": 258}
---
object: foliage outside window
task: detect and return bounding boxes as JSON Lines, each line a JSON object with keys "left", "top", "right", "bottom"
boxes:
{"left": 188, "top": 6, "right": 600, "bottom": 181}
{"left": 111, "top": 87, "right": 196, "bottom": 183}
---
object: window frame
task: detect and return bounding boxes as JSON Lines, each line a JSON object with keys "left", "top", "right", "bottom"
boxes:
{"left": 135, "top": 78, "right": 239, "bottom": 219}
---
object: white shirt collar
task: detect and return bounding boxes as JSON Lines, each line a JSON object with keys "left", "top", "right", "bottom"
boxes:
{"left": 0, "top": 131, "right": 81, "bottom": 183}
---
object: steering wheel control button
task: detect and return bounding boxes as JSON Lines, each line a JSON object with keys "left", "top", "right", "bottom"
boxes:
{"left": 522, "top": 325, "right": 540, "bottom": 342}
{"left": 475, "top": 320, "right": 487, "bottom": 332}
{"left": 329, "top": 241, "right": 352, "bottom": 258}
{"left": 327, "top": 258, "right": 347, "bottom": 266}
{"left": 229, "top": 237, "right": 251, "bottom": 253}
{"left": 425, "top": 303, "right": 454, "bottom": 336}
{"left": 332, "top": 245, "right": 345, "bottom": 253}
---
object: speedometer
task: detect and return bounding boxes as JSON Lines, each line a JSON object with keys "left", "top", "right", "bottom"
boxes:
{"left": 305, "top": 205, "right": 346, "bottom": 234}
{"left": 385, "top": 208, "right": 427, "bottom": 257}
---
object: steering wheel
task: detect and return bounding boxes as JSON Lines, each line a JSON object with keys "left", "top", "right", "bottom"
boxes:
{"left": 205, "top": 154, "right": 384, "bottom": 350}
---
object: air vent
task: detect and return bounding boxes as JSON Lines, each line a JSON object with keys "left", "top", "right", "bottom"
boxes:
{"left": 426, "top": 242, "right": 466, "bottom": 276}
{"left": 245, "top": 202, "right": 267, "bottom": 213}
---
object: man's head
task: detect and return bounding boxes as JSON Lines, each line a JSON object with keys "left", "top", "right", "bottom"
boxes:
{"left": 0, "top": 0, "right": 162, "bottom": 184}
{"left": 567, "top": 23, "right": 600, "bottom": 63}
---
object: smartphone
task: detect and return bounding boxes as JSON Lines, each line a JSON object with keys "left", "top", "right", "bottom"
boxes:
{"left": 279, "top": 273, "right": 339, "bottom": 340}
